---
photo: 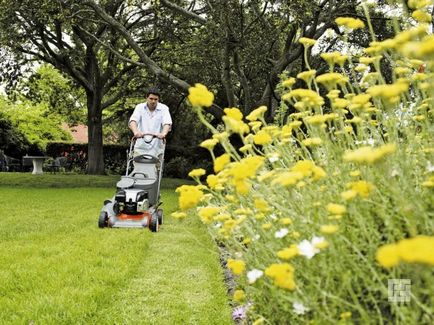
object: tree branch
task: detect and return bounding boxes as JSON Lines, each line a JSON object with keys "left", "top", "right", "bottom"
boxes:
{"left": 84, "top": 1, "right": 191, "bottom": 95}
{"left": 160, "top": 0, "right": 207, "bottom": 25}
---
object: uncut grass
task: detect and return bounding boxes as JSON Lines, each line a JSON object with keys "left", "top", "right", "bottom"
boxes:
{"left": 0, "top": 187, "right": 231, "bottom": 324}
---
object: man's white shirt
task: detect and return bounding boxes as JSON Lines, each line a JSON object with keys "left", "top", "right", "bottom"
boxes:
{"left": 129, "top": 102, "right": 172, "bottom": 156}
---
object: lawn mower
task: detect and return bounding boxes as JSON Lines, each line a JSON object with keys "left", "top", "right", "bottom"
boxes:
{"left": 98, "top": 135, "right": 165, "bottom": 232}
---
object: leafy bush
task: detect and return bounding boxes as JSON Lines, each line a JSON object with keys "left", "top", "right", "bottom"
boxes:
{"left": 174, "top": 4, "right": 434, "bottom": 324}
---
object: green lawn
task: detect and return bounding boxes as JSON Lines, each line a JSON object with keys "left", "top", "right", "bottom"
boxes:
{"left": 0, "top": 173, "right": 231, "bottom": 324}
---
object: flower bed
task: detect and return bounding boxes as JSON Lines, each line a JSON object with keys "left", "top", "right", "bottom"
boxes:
{"left": 173, "top": 2, "right": 433, "bottom": 323}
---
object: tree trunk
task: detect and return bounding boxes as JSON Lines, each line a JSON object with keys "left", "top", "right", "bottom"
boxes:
{"left": 86, "top": 90, "right": 105, "bottom": 175}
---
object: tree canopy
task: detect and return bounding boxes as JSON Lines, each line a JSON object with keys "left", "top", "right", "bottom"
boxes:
{"left": 0, "top": 0, "right": 393, "bottom": 174}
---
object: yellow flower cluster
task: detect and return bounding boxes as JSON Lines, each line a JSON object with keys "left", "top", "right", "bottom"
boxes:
{"left": 376, "top": 236, "right": 434, "bottom": 268}
{"left": 343, "top": 144, "right": 397, "bottom": 164}
{"left": 187, "top": 83, "right": 214, "bottom": 107}
{"left": 227, "top": 258, "right": 246, "bottom": 275}
{"left": 367, "top": 82, "right": 409, "bottom": 104}
{"left": 341, "top": 180, "right": 375, "bottom": 200}
{"left": 335, "top": 17, "right": 365, "bottom": 30}
{"left": 265, "top": 263, "right": 296, "bottom": 290}
{"left": 176, "top": 4, "right": 434, "bottom": 320}
{"left": 175, "top": 185, "right": 204, "bottom": 210}
{"left": 282, "top": 88, "right": 325, "bottom": 110}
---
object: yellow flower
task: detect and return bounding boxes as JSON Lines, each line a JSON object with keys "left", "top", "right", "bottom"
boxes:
{"left": 299, "top": 37, "right": 316, "bottom": 47}
{"left": 348, "top": 93, "right": 372, "bottom": 112}
{"left": 239, "top": 144, "right": 253, "bottom": 153}
{"left": 332, "top": 98, "right": 350, "bottom": 110}
{"left": 280, "top": 217, "right": 293, "bottom": 225}
{"left": 197, "top": 206, "right": 220, "bottom": 224}
{"left": 349, "top": 170, "right": 361, "bottom": 177}
{"left": 282, "top": 78, "right": 296, "bottom": 89}
{"left": 408, "top": 0, "right": 432, "bottom": 10}
{"left": 326, "top": 203, "right": 347, "bottom": 215}
{"left": 272, "top": 171, "right": 304, "bottom": 187}
{"left": 246, "top": 105, "right": 267, "bottom": 121}
{"left": 223, "top": 116, "right": 250, "bottom": 134}
{"left": 254, "top": 198, "right": 270, "bottom": 212}
{"left": 320, "top": 224, "right": 339, "bottom": 234}
{"left": 340, "top": 312, "right": 352, "bottom": 320}
{"left": 343, "top": 144, "right": 397, "bottom": 164}
{"left": 188, "top": 83, "right": 214, "bottom": 107}
{"left": 346, "top": 117, "right": 363, "bottom": 124}
{"left": 335, "top": 17, "right": 365, "bottom": 29}
{"left": 376, "top": 243, "right": 401, "bottom": 268}
{"left": 214, "top": 153, "right": 231, "bottom": 173}
{"left": 171, "top": 211, "right": 187, "bottom": 219}
{"left": 422, "top": 176, "right": 434, "bottom": 187}
{"left": 213, "top": 131, "right": 229, "bottom": 141}
{"left": 227, "top": 258, "right": 246, "bottom": 275}
{"left": 253, "top": 130, "right": 273, "bottom": 145}
{"left": 262, "top": 223, "right": 272, "bottom": 230}
{"left": 282, "top": 88, "right": 324, "bottom": 110}
{"left": 234, "top": 179, "right": 251, "bottom": 195}
{"left": 206, "top": 174, "right": 218, "bottom": 189}
{"left": 376, "top": 236, "right": 434, "bottom": 268}
{"left": 346, "top": 180, "right": 375, "bottom": 198}
{"left": 320, "top": 52, "right": 348, "bottom": 67}
{"left": 224, "top": 107, "right": 243, "bottom": 121}
{"left": 302, "top": 137, "right": 323, "bottom": 146}
{"left": 280, "top": 125, "right": 293, "bottom": 138}
{"left": 233, "top": 289, "right": 245, "bottom": 302}
{"left": 277, "top": 245, "right": 299, "bottom": 260}
{"left": 397, "top": 236, "right": 434, "bottom": 265}
{"left": 367, "top": 82, "right": 409, "bottom": 104}
{"left": 265, "top": 263, "right": 296, "bottom": 290}
{"left": 223, "top": 219, "right": 237, "bottom": 232}
{"left": 316, "top": 73, "right": 348, "bottom": 89}
{"left": 176, "top": 185, "right": 204, "bottom": 210}
{"left": 228, "top": 156, "right": 265, "bottom": 180}
{"left": 297, "top": 70, "right": 317, "bottom": 83}
{"left": 188, "top": 168, "right": 206, "bottom": 178}
{"left": 249, "top": 121, "right": 262, "bottom": 132}
{"left": 291, "top": 160, "right": 315, "bottom": 177}
{"left": 411, "top": 10, "right": 432, "bottom": 23}
{"left": 312, "top": 166, "right": 327, "bottom": 180}
{"left": 200, "top": 138, "right": 219, "bottom": 151}
{"left": 304, "top": 114, "right": 328, "bottom": 125}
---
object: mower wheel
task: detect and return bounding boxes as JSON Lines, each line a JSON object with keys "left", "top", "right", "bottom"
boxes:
{"left": 98, "top": 211, "right": 108, "bottom": 228}
{"left": 157, "top": 208, "right": 163, "bottom": 225}
{"left": 149, "top": 214, "right": 159, "bottom": 232}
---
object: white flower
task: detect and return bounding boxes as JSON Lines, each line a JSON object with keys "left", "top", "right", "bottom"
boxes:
{"left": 427, "top": 162, "right": 434, "bottom": 173}
{"left": 269, "top": 213, "right": 278, "bottom": 220}
{"left": 298, "top": 236, "right": 325, "bottom": 259}
{"left": 268, "top": 154, "right": 280, "bottom": 163}
{"left": 247, "top": 269, "right": 264, "bottom": 284}
{"left": 311, "top": 236, "right": 325, "bottom": 246}
{"left": 297, "top": 239, "right": 319, "bottom": 259}
{"left": 293, "top": 302, "right": 309, "bottom": 315}
{"left": 275, "top": 228, "right": 289, "bottom": 238}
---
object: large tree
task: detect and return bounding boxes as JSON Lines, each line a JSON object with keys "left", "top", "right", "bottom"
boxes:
{"left": 0, "top": 0, "right": 154, "bottom": 174}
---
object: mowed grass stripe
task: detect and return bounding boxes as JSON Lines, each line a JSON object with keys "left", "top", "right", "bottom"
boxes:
{"left": 0, "top": 186, "right": 231, "bottom": 324}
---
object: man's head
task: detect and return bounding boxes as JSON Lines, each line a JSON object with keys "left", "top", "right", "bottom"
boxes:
{"left": 146, "top": 87, "right": 160, "bottom": 110}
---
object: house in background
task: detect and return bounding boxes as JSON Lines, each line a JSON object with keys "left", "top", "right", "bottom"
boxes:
{"left": 61, "top": 123, "right": 88, "bottom": 143}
